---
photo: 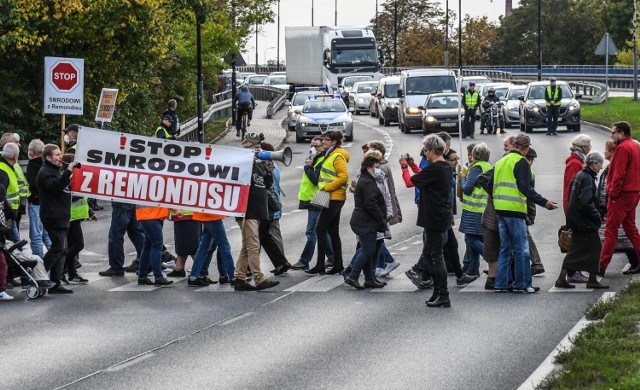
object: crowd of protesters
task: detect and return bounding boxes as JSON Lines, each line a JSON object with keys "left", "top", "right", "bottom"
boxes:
{"left": 1, "top": 102, "right": 639, "bottom": 307}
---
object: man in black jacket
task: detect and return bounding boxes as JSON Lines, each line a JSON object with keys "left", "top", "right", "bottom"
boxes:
{"left": 163, "top": 99, "right": 180, "bottom": 137}
{"left": 37, "top": 144, "right": 77, "bottom": 294}
{"left": 26, "top": 139, "right": 51, "bottom": 259}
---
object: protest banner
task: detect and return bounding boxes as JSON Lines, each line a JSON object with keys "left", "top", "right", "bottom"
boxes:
{"left": 70, "top": 127, "right": 254, "bottom": 217}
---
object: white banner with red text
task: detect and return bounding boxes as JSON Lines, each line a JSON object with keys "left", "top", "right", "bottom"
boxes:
{"left": 71, "top": 126, "right": 254, "bottom": 217}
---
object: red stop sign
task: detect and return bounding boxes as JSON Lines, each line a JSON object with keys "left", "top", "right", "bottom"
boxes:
{"left": 51, "top": 61, "right": 79, "bottom": 92}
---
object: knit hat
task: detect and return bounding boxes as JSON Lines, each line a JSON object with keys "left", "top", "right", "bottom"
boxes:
{"left": 514, "top": 134, "right": 531, "bottom": 148}
{"left": 64, "top": 124, "right": 80, "bottom": 133}
{"left": 243, "top": 132, "right": 264, "bottom": 147}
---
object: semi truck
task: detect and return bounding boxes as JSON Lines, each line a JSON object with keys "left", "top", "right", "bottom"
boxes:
{"left": 285, "top": 26, "right": 382, "bottom": 94}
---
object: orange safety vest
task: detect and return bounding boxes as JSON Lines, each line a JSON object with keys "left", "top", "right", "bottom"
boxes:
{"left": 192, "top": 212, "right": 226, "bottom": 222}
{"left": 136, "top": 206, "right": 169, "bottom": 221}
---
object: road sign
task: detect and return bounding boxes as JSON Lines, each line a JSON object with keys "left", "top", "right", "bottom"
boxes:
{"left": 595, "top": 33, "right": 619, "bottom": 56}
{"left": 44, "top": 57, "right": 84, "bottom": 115}
{"left": 95, "top": 88, "right": 119, "bottom": 123}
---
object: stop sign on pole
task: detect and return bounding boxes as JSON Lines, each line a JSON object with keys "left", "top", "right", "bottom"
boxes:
{"left": 44, "top": 57, "right": 84, "bottom": 115}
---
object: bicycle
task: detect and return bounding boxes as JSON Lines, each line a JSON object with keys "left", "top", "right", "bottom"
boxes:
{"left": 235, "top": 103, "right": 256, "bottom": 139}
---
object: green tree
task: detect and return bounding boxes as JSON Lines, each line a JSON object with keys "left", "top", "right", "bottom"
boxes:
{"left": 607, "top": 0, "right": 635, "bottom": 49}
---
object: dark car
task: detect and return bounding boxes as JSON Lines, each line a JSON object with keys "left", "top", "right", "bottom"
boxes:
{"left": 518, "top": 81, "right": 582, "bottom": 133}
{"left": 419, "top": 93, "right": 463, "bottom": 135}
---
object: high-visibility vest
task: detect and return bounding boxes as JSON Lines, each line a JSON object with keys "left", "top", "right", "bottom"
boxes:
{"left": 464, "top": 91, "right": 479, "bottom": 108}
{"left": 318, "top": 152, "right": 346, "bottom": 191}
{"left": 461, "top": 160, "right": 492, "bottom": 213}
{"left": 193, "top": 212, "right": 225, "bottom": 222}
{"left": 170, "top": 209, "right": 193, "bottom": 220}
{"left": 493, "top": 152, "right": 527, "bottom": 213}
{"left": 298, "top": 155, "right": 326, "bottom": 201}
{"left": 70, "top": 197, "right": 89, "bottom": 222}
{"left": 136, "top": 206, "right": 169, "bottom": 221}
{"left": 68, "top": 143, "right": 77, "bottom": 152}
{"left": 0, "top": 162, "right": 20, "bottom": 210}
{"left": 545, "top": 86, "right": 560, "bottom": 106}
{"left": 156, "top": 126, "right": 171, "bottom": 139}
{"left": 13, "top": 163, "right": 30, "bottom": 199}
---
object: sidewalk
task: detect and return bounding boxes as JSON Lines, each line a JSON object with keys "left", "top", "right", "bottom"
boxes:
{"left": 213, "top": 109, "right": 287, "bottom": 150}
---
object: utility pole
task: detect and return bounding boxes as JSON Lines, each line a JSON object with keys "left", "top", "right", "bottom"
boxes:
{"left": 458, "top": 0, "right": 462, "bottom": 75}
{"left": 311, "top": 0, "right": 314, "bottom": 26}
{"left": 255, "top": 21, "right": 259, "bottom": 73}
{"left": 196, "top": 13, "right": 204, "bottom": 143}
{"left": 335, "top": 0, "right": 337, "bottom": 26}
{"left": 445, "top": 0, "right": 449, "bottom": 69}
{"left": 277, "top": 0, "right": 281, "bottom": 71}
{"left": 537, "top": 0, "right": 542, "bottom": 81}
{"left": 393, "top": 0, "right": 397, "bottom": 73}
{"left": 634, "top": 0, "right": 638, "bottom": 101}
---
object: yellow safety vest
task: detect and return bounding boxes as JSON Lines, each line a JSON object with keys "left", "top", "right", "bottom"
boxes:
{"left": 318, "top": 152, "right": 346, "bottom": 191}
{"left": 493, "top": 152, "right": 527, "bottom": 213}
{"left": 464, "top": 91, "right": 479, "bottom": 108}
{"left": 70, "top": 197, "right": 89, "bottom": 222}
{"left": 298, "top": 156, "right": 326, "bottom": 201}
{"left": 461, "top": 160, "right": 492, "bottom": 213}
{"left": 545, "top": 86, "right": 559, "bottom": 106}
{"left": 13, "top": 164, "right": 30, "bottom": 199}
{"left": 156, "top": 126, "right": 171, "bottom": 139}
{"left": 0, "top": 162, "right": 19, "bottom": 210}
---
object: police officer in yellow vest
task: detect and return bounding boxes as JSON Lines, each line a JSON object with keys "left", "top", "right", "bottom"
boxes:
{"left": 64, "top": 124, "right": 79, "bottom": 153}
{"left": 462, "top": 82, "right": 480, "bottom": 139}
{"left": 156, "top": 115, "right": 177, "bottom": 139}
{"left": 544, "top": 77, "right": 562, "bottom": 136}
{"left": 492, "top": 134, "right": 557, "bottom": 293}
{"left": 0, "top": 143, "right": 22, "bottom": 242}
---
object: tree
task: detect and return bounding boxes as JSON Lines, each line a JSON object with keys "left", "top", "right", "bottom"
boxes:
{"left": 607, "top": 0, "right": 635, "bottom": 49}
{"left": 451, "top": 15, "right": 498, "bottom": 66}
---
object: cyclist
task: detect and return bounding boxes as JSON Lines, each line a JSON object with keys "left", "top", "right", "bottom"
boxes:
{"left": 480, "top": 87, "right": 500, "bottom": 134}
{"left": 233, "top": 86, "right": 256, "bottom": 137}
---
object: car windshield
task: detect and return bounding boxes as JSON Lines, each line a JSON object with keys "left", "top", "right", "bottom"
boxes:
{"left": 406, "top": 76, "right": 456, "bottom": 95}
{"left": 356, "top": 83, "right": 377, "bottom": 93}
{"left": 528, "top": 85, "right": 572, "bottom": 100}
{"left": 344, "top": 77, "right": 372, "bottom": 88}
{"left": 293, "top": 94, "right": 315, "bottom": 105}
{"left": 248, "top": 76, "right": 266, "bottom": 84}
{"left": 494, "top": 87, "right": 509, "bottom": 98}
{"left": 462, "top": 77, "right": 491, "bottom": 89}
{"left": 427, "top": 95, "right": 460, "bottom": 109}
{"left": 303, "top": 100, "right": 346, "bottom": 113}
{"left": 384, "top": 83, "right": 399, "bottom": 97}
{"left": 506, "top": 87, "right": 526, "bottom": 99}
{"left": 268, "top": 76, "right": 287, "bottom": 85}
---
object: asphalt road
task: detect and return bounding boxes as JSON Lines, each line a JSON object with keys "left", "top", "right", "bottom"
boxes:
{"left": 1, "top": 115, "right": 636, "bottom": 390}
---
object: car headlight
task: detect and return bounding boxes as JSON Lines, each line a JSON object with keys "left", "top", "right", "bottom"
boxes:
{"left": 388, "top": 103, "right": 396, "bottom": 108}
{"left": 406, "top": 107, "right": 420, "bottom": 114}
{"left": 525, "top": 103, "right": 539, "bottom": 112}
{"left": 568, "top": 101, "right": 580, "bottom": 111}
{"left": 425, "top": 116, "right": 437, "bottom": 123}
{"left": 300, "top": 122, "right": 307, "bottom": 127}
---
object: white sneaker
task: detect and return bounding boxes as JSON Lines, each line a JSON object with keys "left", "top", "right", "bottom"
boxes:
{"left": 162, "top": 260, "right": 176, "bottom": 269}
{"left": 381, "top": 260, "right": 401, "bottom": 276}
{"left": 621, "top": 263, "right": 631, "bottom": 273}
{"left": 0, "top": 291, "right": 14, "bottom": 301}
{"left": 375, "top": 268, "right": 385, "bottom": 278}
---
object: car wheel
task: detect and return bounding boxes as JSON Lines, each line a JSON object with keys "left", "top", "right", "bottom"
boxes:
{"left": 295, "top": 133, "right": 304, "bottom": 143}
{"left": 288, "top": 125, "right": 295, "bottom": 131}
{"left": 345, "top": 133, "right": 353, "bottom": 142}
{"left": 379, "top": 115, "right": 384, "bottom": 125}
{"left": 421, "top": 123, "right": 428, "bottom": 136}
{"left": 402, "top": 120, "right": 410, "bottom": 134}
{"left": 384, "top": 116, "right": 390, "bottom": 126}
{"left": 569, "top": 124, "right": 581, "bottom": 132}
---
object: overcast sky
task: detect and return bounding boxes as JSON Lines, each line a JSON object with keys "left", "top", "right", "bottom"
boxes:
{"left": 241, "top": 0, "right": 521, "bottom": 64}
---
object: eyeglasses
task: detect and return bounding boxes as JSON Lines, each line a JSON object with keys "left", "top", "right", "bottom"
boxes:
{"left": 611, "top": 130, "right": 619, "bottom": 134}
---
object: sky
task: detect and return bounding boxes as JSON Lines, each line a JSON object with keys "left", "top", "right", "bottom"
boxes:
{"left": 241, "top": 0, "right": 521, "bottom": 65}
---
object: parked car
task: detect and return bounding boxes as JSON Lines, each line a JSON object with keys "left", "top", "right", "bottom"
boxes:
{"left": 478, "top": 82, "right": 512, "bottom": 100}
{"left": 518, "top": 80, "right": 582, "bottom": 133}
{"left": 339, "top": 75, "right": 374, "bottom": 95}
{"left": 419, "top": 92, "right": 463, "bottom": 135}
{"left": 460, "top": 76, "right": 492, "bottom": 91}
{"left": 348, "top": 81, "right": 378, "bottom": 115}
{"left": 369, "top": 81, "right": 381, "bottom": 118}
{"left": 501, "top": 85, "right": 526, "bottom": 128}
{"left": 374, "top": 76, "right": 400, "bottom": 126}
{"left": 397, "top": 68, "right": 457, "bottom": 133}
{"left": 243, "top": 74, "right": 267, "bottom": 86}
{"left": 286, "top": 90, "right": 330, "bottom": 131}
{"left": 262, "top": 75, "right": 289, "bottom": 90}
{"left": 295, "top": 96, "right": 354, "bottom": 143}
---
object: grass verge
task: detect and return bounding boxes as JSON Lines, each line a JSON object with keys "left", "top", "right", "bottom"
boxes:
{"left": 204, "top": 116, "right": 230, "bottom": 143}
{"left": 542, "top": 280, "right": 640, "bottom": 389}
{"left": 581, "top": 97, "right": 640, "bottom": 139}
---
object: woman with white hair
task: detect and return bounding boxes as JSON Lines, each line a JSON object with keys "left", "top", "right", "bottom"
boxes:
{"left": 562, "top": 134, "right": 592, "bottom": 283}
{"left": 555, "top": 152, "right": 608, "bottom": 289}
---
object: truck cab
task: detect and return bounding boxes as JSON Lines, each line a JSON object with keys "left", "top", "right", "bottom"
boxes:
{"left": 397, "top": 69, "right": 457, "bottom": 134}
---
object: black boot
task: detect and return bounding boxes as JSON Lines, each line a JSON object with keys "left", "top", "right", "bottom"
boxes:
{"left": 426, "top": 288, "right": 439, "bottom": 304}
{"left": 305, "top": 263, "right": 325, "bottom": 275}
{"left": 426, "top": 291, "right": 450, "bottom": 308}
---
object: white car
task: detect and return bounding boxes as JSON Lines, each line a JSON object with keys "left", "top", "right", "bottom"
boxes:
{"left": 263, "top": 75, "right": 289, "bottom": 90}
{"left": 243, "top": 74, "right": 267, "bottom": 86}
{"left": 348, "top": 81, "right": 379, "bottom": 115}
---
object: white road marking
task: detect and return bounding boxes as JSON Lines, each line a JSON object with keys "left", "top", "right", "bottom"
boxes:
{"left": 285, "top": 275, "right": 346, "bottom": 292}
{"left": 104, "top": 354, "right": 155, "bottom": 372}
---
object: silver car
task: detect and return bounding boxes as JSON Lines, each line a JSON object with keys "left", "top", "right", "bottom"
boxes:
{"left": 286, "top": 91, "right": 329, "bottom": 131}
{"left": 295, "top": 97, "right": 354, "bottom": 143}
{"left": 375, "top": 76, "right": 400, "bottom": 126}
{"left": 501, "top": 85, "right": 526, "bottom": 128}
{"left": 348, "top": 81, "right": 378, "bottom": 115}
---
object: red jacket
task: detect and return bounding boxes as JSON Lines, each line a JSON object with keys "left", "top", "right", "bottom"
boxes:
{"left": 563, "top": 152, "right": 584, "bottom": 215}
{"left": 606, "top": 137, "right": 640, "bottom": 200}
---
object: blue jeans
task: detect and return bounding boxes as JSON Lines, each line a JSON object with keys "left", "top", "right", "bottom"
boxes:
{"left": 299, "top": 209, "right": 334, "bottom": 265}
{"left": 496, "top": 216, "right": 531, "bottom": 289}
{"left": 191, "top": 220, "right": 235, "bottom": 278}
{"left": 464, "top": 234, "right": 484, "bottom": 275}
{"left": 139, "top": 220, "right": 164, "bottom": 280}
{"left": 348, "top": 225, "right": 379, "bottom": 280}
{"left": 375, "top": 242, "right": 394, "bottom": 268}
{"left": 28, "top": 205, "right": 51, "bottom": 259}
{"left": 108, "top": 204, "right": 145, "bottom": 272}
{"left": 8, "top": 220, "right": 19, "bottom": 244}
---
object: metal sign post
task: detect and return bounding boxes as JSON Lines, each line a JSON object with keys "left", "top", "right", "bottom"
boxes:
{"left": 594, "top": 33, "right": 619, "bottom": 115}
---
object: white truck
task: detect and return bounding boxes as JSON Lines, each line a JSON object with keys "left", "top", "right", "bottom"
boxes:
{"left": 285, "top": 26, "right": 382, "bottom": 94}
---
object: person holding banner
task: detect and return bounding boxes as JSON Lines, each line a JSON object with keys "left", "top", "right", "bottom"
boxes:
{"left": 234, "top": 132, "right": 279, "bottom": 291}
{"left": 188, "top": 212, "right": 234, "bottom": 286}
{"left": 136, "top": 205, "right": 179, "bottom": 287}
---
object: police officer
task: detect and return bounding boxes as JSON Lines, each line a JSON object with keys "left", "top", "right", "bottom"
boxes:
{"left": 545, "top": 77, "right": 562, "bottom": 135}
{"left": 462, "top": 82, "right": 480, "bottom": 139}
{"left": 156, "top": 115, "right": 177, "bottom": 139}
{"left": 63, "top": 124, "right": 79, "bottom": 153}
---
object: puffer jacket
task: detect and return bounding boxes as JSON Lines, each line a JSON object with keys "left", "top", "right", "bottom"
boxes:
{"left": 566, "top": 167, "right": 601, "bottom": 232}
{"left": 322, "top": 147, "right": 350, "bottom": 201}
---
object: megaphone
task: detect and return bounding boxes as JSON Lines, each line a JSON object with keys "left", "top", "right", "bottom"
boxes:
{"left": 255, "top": 146, "right": 293, "bottom": 166}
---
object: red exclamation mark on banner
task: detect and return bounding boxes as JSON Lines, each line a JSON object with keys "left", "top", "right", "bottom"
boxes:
{"left": 205, "top": 146, "right": 212, "bottom": 160}
{"left": 120, "top": 135, "right": 126, "bottom": 150}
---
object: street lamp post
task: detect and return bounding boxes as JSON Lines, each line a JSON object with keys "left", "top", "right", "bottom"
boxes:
{"left": 537, "top": 0, "right": 542, "bottom": 81}
{"left": 196, "top": 14, "right": 204, "bottom": 143}
{"left": 393, "top": 0, "right": 397, "bottom": 73}
{"left": 458, "top": 0, "right": 462, "bottom": 74}
{"left": 277, "top": 0, "right": 281, "bottom": 71}
{"left": 633, "top": 0, "right": 638, "bottom": 101}
{"left": 312, "top": 0, "right": 314, "bottom": 26}
{"left": 335, "top": 0, "right": 338, "bottom": 26}
{"left": 255, "top": 21, "right": 259, "bottom": 73}
{"left": 445, "top": 0, "right": 449, "bottom": 69}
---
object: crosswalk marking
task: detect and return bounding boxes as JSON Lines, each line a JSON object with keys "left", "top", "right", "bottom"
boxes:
{"left": 284, "top": 275, "right": 345, "bottom": 292}
{"left": 193, "top": 283, "right": 237, "bottom": 293}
